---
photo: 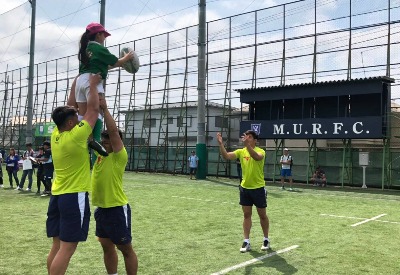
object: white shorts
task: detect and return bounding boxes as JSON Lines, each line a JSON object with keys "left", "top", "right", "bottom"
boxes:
{"left": 75, "top": 73, "right": 104, "bottom": 103}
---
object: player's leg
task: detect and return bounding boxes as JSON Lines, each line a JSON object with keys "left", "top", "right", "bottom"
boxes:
{"left": 49, "top": 240, "right": 78, "bottom": 275}
{"left": 253, "top": 187, "right": 270, "bottom": 250}
{"left": 99, "top": 237, "right": 119, "bottom": 274}
{"left": 47, "top": 237, "right": 60, "bottom": 272}
{"left": 116, "top": 243, "right": 138, "bottom": 275}
{"left": 280, "top": 169, "right": 286, "bottom": 189}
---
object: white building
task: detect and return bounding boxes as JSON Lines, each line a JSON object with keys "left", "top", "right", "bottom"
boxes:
{"left": 122, "top": 101, "right": 243, "bottom": 147}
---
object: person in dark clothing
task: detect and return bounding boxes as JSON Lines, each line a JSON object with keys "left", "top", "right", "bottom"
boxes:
{"left": 36, "top": 141, "right": 54, "bottom": 196}
{"left": 34, "top": 146, "right": 46, "bottom": 195}
{"left": 5, "top": 148, "right": 20, "bottom": 188}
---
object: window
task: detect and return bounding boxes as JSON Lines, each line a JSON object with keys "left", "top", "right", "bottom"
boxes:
{"left": 215, "top": 116, "right": 229, "bottom": 128}
{"left": 133, "top": 138, "right": 146, "bottom": 145}
{"left": 167, "top": 117, "right": 174, "bottom": 124}
{"left": 177, "top": 116, "right": 192, "bottom": 127}
{"left": 143, "top": 118, "right": 156, "bottom": 128}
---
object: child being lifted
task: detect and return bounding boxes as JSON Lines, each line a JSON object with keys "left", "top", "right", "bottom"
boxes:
{"left": 73, "top": 22, "right": 133, "bottom": 156}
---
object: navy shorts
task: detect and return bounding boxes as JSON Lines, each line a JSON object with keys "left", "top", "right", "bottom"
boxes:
{"left": 280, "top": 169, "right": 292, "bottom": 177}
{"left": 239, "top": 186, "right": 267, "bottom": 208}
{"left": 94, "top": 204, "right": 132, "bottom": 245}
{"left": 189, "top": 167, "right": 197, "bottom": 174}
{"left": 46, "top": 192, "right": 91, "bottom": 242}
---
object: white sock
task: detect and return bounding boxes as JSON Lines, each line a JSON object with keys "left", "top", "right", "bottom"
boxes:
{"left": 244, "top": 238, "right": 250, "bottom": 244}
{"left": 108, "top": 273, "right": 118, "bottom": 275}
{"left": 264, "top": 237, "right": 269, "bottom": 241}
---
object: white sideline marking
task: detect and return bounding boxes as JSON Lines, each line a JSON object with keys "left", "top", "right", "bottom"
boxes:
{"left": 321, "top": 213, "right": 400, "bottom": 225}
{"left": 320, "top": 214, "right": 365, "bottom": 220}
{"left": 210, "top": 245, "right": 299, "bottom": 275}
{"left": 171, "top": 195, "right": 235, "bottom": 205}
{"left": 350, "top": 214, "right": 387, "bottom": 227}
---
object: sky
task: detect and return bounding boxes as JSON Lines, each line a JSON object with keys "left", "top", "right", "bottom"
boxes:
{"left": 0, "top": 0, "right": 278, "bottom": 73}
{"left": 0, "top": 0, "right": 399, "bottom": 103}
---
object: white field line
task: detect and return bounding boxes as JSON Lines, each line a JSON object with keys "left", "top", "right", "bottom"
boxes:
{"left": 320, "top": 213, "right": 400, "bottom": 225}
{"left": 350, "top": 214, "right": 387, "bottom": 227}
{"left": 210, "top": 245, "right": 299, "bottom": 275}
{"left": 171, "top": 195, "right": 235, "bottom": 205}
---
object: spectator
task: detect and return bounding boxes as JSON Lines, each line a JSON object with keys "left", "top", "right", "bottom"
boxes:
{"left": 187, "top": 150, "right": 199, "bottom": 180}
{"left": 36, "top": 141, "right": 54, "bottom": 196}
{"left": 5, "top": 148, "right": 19, "bottom": 189}
{"left": 311, "top": 166, "right": 327, "bottom": 187}
{"left": 34, "top": 146, "right": 46, "bottom": 195}
{"left": 16, "top": 142, "right": 35, "bottom": 191}
{"left": 280, "top": 148, "right": 293, "bottom": 191}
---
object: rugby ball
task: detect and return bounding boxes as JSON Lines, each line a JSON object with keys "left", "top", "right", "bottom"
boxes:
{"left": 120, "top": 47, "right": 140, "bottom": 74}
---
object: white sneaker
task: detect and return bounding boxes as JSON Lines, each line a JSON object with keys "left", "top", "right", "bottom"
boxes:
{"left": 261, "top": 239, "right": 270, "bottom": 251}
{"left": 240, "top": 242, "right": 251, "bottom": 253}
{"left": 0, "top": 184, "right": 4, "bottom": 188}
{"left": 15, "top": 187, "right": 22, "bottom": 191}
{"left": 26, "top": 188, "right": 31, "bottom": 191}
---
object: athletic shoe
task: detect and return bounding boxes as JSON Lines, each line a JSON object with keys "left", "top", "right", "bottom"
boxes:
{"left": 261, "top": 239, "right": 270, "bottom": 251}
{"left": 26, "top": 188, "right": 31, "bottom": 191}
{"left": 240, "top": 242, "right": 251, "bottom": 253}
{"left": 15, "top": 186, "right": 22, "bottom": 191}
{"left": 41, "top": 192, "right": 50, "bottom": 197}
{"left": 88, "top": 140, "right": 109, "bottom": 156}
{"left": 0, "top": 184, "right": 3, "bottom": 188}
{"left": 281, "top": 186, "right": 285, "bottom": 190}
{"left": 289, "top": 188, "right": 293, "bottom": 191}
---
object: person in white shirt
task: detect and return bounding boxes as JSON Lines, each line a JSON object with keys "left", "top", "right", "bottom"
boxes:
{"left": 280, "top": 148, "right": 293, "bottom": 190}
{"left": 16, "top": 143, "right": 35, "bottom": 191}
{"left": 187, "top": 151, "right": 199, "bottom": 180}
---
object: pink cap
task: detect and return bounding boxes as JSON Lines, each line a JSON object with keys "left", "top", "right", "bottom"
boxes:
{"left": 86, "top": 22, "right": 111, "bottom": 37}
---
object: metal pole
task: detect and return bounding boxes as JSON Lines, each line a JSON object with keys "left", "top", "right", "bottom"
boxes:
{"left": 26, "top": 0, "right": 36, "bottom": 144}
{"left": 197, "top": 0, "right": 207, "bottom": 179}
{"left": 386, "top": 0, "right": 391, "bottom": 77}
{"left": 100, "top": 0, "right": 106, "bottom": 26}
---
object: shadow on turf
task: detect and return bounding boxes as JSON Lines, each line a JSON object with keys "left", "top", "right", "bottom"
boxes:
{"left": 205, "top": 178, "right": 239, "bottom": 188}
{"left": 245, "top": 250, "right": 298, "bottom": 275}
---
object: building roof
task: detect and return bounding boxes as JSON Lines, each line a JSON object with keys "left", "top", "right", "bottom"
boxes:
{"left": 236, "top": 76, "right": 395, "bottom": 92}
{"left": 120, "top": 101, "right": 240, "bottom": 113}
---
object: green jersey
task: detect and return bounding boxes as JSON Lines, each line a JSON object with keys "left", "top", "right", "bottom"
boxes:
{"left": 79, "top": 41, "right": 118, "bottom": 79}
{"left": 234, "top": 147, "right": 266, "bottom": 189}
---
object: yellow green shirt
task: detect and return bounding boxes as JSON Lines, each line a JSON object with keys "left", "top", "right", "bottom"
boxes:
{"left": 51, "top": 120, "right": 92, "bottom": 195}
{"left": 91, "top": 148, "right": 128, "bottom": 208}
{"left": 234, "top": 147, "right": 266, "bottom": 189}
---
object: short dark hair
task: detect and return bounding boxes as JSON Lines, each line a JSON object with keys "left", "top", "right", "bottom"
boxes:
{"left": 101, "top": 129, "right": 123, "bottom": 140}
{"left": 43, "top": 141, "right": 50, "bottom": 147}
{"left": 244, "top": 130, "right": 258, "bottom": 140}
{"left": 38, "top": 146, "right": 44, "bottom": 150}
{"left": 52, "top": 106, "right": 77, "bottom": 128}
{"left": 25, "top": 143, "right": 32, "bottom": 147}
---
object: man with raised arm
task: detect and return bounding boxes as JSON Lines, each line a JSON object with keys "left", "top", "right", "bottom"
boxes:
{"left": 217, "top": 130, "right": 270, "bottom": 253}
{"left": 46, "top": 73, "right": 101, "bottom": 275}
{"left": 91, "top": 97, "right": 138, "bottom": 275}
